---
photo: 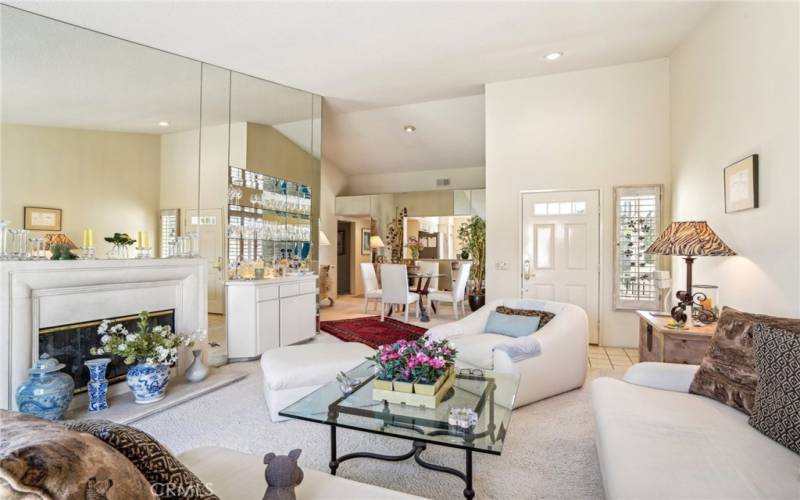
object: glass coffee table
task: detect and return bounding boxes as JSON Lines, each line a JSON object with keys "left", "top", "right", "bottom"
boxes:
{"left": 280, "top": 361, "right": 520, "bottom": 499}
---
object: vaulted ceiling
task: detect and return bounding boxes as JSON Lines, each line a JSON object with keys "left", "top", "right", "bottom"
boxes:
{"left": 6, "top": 1, "right": 716, "bottom": 174}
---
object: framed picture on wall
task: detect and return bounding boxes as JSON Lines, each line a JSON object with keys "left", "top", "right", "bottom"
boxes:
{"left": 337, "top": 230, "right": 345, "bottom": 255}
{"left": 724, "top": 154, "right": 759, "bottom": 213}
{"left": 24, "top": 206, "right": 62, "bottom": 231}
{"left": 361, "top": 228, "right": 371, "bottom": 255}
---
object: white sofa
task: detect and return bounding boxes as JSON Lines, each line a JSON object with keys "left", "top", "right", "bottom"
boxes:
{"left": 426, "top": 298, "right": 588, "bottom": 408}
{"left": 179, "top": 446, "right": 426, "bottom": 499}
{"left": 592, "top": 363, "right": 800, "bottom": 499}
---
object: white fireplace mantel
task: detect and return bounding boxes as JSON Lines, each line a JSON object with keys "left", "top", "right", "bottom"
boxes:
{"left": 0, "top": 258, "right": 207, "bottom": 410}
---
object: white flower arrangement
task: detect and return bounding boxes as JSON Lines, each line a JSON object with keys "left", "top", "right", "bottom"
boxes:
{"left": 90, "top": 311, "right": 193, "bottom": 366}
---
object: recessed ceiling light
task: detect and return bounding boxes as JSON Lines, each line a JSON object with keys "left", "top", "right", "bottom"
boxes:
{"left": 544, "top": 52, "right": 563, "bottom": 61}
{"left": 404, "top": 125, "right": 416, "bottom": 133}
{"left": 158, "top": 121, "right": 170, "bottom": 127}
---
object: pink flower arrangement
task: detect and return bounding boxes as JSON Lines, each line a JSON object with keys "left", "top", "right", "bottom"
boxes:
{"left": 368, "top": 337, "right": 457, "bottom": 383}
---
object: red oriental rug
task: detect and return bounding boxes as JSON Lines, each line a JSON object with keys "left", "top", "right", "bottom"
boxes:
{"left": 319, "top": 316, "right": 427, "bottom": 349}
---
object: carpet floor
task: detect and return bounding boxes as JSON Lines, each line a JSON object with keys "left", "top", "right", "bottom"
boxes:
{"left": 134, "top": 361, "right": 619, "bottom": 499}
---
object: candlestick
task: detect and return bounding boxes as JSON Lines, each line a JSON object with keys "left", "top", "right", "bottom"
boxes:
{"left": 82, "top": 230, "right": 95, "bottom": 252}
{"left": 136, "top": 231, "right": 143, "bottom": 249}
{"left": 142, "top": 231, "right": 149, "bottom": 249}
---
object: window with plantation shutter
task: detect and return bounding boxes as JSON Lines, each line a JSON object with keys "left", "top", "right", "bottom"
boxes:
{"left": 613, "top": 185, "right": 662, "bottom": 310}
{"left": 159, "top": 209, "right": 179, "bottom": 258}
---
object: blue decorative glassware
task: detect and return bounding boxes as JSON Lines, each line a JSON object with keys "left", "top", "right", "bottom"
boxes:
{"left": 84, "top": 358, "right": 111, "bottom": 412}
{"left": 126, "top": 363, "right": 170, "bottom": 404}
{"left": 16, "top": 354, "right": 75, "bottom": 420}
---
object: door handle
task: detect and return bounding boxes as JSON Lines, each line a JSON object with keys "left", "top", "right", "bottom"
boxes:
{"left": 523, "top": 259, "right": 531, "bottom": 280}
{"left": 214, "top": 256, "right": 223, "bottom": 272}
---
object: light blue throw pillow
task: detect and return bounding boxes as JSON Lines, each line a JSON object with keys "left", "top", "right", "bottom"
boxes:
{"left": 484, "top": 311, "right": 541, "bottom": 337}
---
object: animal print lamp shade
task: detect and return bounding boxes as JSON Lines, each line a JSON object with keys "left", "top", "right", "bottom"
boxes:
{"left": 646, "top": 221, "right": 736, "bottom": 257}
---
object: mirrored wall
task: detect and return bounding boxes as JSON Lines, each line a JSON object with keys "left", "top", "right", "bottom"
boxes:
{"left": 1, "top": 5, "right": 321, "bottom": 347}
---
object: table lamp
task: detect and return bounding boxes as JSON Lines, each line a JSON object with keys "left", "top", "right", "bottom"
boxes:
{"left": 370, "top": 235, "right": 385, "bottom": 263}
{"left": 645, "top": 221, "right": 735, "bottom": 324}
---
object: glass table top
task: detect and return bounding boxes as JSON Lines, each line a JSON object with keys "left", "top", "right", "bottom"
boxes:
{"left": 280, "top": 361, "right": 520, "bottom": 455}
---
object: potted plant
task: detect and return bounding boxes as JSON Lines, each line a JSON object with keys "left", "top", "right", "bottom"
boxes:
{"left": 49, "top": 244, "right": 77, "bottom": 260}
{"left": 104, "top": 233, "right": 136, "bottom": 259}
{"left": 90, "top": 311, "right": 193, "bottom": 404}
{"left": 369, "top": 338, "right": 457, "bottom": 397}
{"left": 457, "top": 216, "right": 486, "bottom": 311}
{"left": 410, "top": 338, "right": 457, "bottom": 396}
{"left": 368, "top": 343, "right": 404, "bottom": 390}
{"left": 407, "top": 237, "right": 422, "bottom": 265}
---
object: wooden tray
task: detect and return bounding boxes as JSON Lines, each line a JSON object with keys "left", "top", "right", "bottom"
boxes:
{"left": 372, "top": 370, "right": 456, "bottom": 408}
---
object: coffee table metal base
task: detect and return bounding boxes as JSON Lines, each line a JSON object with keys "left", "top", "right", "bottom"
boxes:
{"left": 328, "top": 425, "right": 475, "bottom": 499}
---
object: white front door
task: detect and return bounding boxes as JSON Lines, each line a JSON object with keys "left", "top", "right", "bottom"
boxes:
{"left": 521, "top": 190, "right": 600, "bottom": 344}
{"left": 186, "top": 209, "right": 224, "bottom": 314}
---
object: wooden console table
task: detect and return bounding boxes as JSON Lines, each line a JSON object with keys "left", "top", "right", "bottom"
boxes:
{"left": 637, "top": 311, "right": 716, "bottom": 365}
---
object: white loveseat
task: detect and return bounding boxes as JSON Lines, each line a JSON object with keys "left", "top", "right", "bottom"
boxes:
{"left": 426, "top": 298, "right": 588, "bottom": 408}
{"left": 592, "top": 363, "right": 800, "bottom": 499}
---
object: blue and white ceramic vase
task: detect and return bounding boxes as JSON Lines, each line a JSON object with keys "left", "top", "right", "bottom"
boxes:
{"left": 84, "top": 358, "right": 111, "bottom": 412}
{"left": 126, "top": 363, "right": 170, "bottom": 404}
{"left": 16, "top": 354, "right": 74, "bottom": 420}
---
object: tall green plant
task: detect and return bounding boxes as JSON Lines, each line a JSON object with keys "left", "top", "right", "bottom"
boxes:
{"left": 457, "top": 216, "right": 486, "bottom": 294}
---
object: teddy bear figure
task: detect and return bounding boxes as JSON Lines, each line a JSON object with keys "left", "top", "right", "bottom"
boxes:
{"left": 263, "top": 449, "right": 304, "bottom": 500}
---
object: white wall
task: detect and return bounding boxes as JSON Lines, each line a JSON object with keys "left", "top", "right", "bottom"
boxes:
{"left": 485, "top": 59, "right": 671, "bottom": 347}
{"left": 1, "top": 124, "right": 162, "bottom": 256}
{"left": 160, "top": 128, "right": 200, "bottom": 216}
{"left": 345, "top": 166, "right": 485, "bottom": 195}
{"left": 670, "top": 2, "right": 800, "bottom": 318}
{"left": 320, "top": 158, "right": 348, "bottom": 297}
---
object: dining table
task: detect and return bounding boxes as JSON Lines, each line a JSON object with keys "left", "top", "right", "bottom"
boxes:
{"left": 385, "top": 272, "right": 445, "bottom": 322}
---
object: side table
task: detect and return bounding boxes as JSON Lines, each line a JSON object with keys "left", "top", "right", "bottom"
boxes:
{"left": 637, "top": 310, "right": 716, "bottom": 365}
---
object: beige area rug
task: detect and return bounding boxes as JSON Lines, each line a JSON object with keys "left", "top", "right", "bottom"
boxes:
{"left": 134, "top": 362, "right": 620, "bottom": 499}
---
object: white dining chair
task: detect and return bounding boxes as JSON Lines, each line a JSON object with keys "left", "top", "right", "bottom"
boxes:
{"left": 429, "top": 262, "right": 471, "bottom": 319}
{"left": 360, "top": 262, "right": 382, "bottom": 313}
{"left": 380, "top": 264, "right": 420, "bottom": 323}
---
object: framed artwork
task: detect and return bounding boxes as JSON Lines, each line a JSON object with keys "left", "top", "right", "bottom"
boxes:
{"left": 361, "top": 228, "right": 371, "bottom": 255}
{"left": 337, "top": 230, "right": 345, "bottom": 256}
{"left": 24, "top": 206, "right": 62, "bottom": 231}
{"left": 724, "top": 154, "right": 758, "bottom": 213}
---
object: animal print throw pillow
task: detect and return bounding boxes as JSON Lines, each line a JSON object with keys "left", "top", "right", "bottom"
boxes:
{"left": 689, "top": 307, "right": 800, "bottom": 414}
{"left": 748, "top": 323, "right": 800, "bottom": 454}
{"left": 495, "top": 306, "right": 556, "bottom": 328}
{"left": 0, "top": 410, "right": 155, "bottom": 499}
{"left": 65, "top": 419, "right": 219, "bottom": 500}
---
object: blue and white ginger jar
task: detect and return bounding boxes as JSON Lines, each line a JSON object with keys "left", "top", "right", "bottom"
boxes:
{"left": 16, "top": 354, "right": 75, "bottom": 420}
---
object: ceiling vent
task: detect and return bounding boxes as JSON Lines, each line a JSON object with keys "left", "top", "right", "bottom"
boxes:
{"left": 436, "top": 178, "right": 451, "bottom": 187}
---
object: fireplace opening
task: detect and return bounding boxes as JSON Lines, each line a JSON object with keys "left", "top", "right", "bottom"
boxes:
{"left": 38, "top": 309, "right": 176, "bottom": 393}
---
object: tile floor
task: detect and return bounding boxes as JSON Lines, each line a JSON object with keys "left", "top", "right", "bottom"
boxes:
{"left": 323, "top": 294, "right": 640, "bottom": 371}
{"left": 320, "top": 293, "right": 460, "bottom": 329}
{"left": 588, "top": 345, "right": 639, "bottom": 370}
